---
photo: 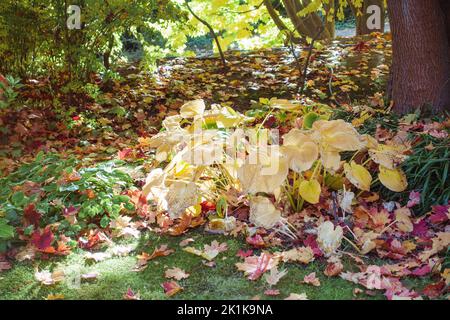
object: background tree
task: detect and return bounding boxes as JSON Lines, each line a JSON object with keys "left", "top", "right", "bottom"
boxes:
{"left": 0, "top": 0, "right": 184, "bottom": 80}
{"left": 388, "top": 0, "right": 450, "bottom": 114}
{"left": 350, "top": 0, "right": 385, "bottom": 35}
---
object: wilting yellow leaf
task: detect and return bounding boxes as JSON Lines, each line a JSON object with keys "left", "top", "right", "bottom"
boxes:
{"left": 299, "top": 179, "right": 321, "bottom": 204}
{"left": 317, "top": 221, "right": 343, "bottom": 256}
{"left": 394, "top": 208, "right": 413, "bottom": 233}
{"left": 378, "top": 166, "right": 408, "bottom": 192}
{"left": 281, "top": 142, "right": 318, "bottom": 173}
{"left": 237, "top": 155, "right": 289, "bottom": 194}
{"left": 249, "top": 196, "right": 282, "bottom": 229}
{"left": 369, "top": 144, "right": 406, "bottom": 170}
{"left": 344, "top": 161, "right": 372, "bottom": 191}
{"left": 312, "top": 120, "right": 364, "bottom": 151}
{"left": 320, "top": 150, "right": 341, "bottom": 172}
{"left": 180, "top": 99, "right": 205, "bottom": 118}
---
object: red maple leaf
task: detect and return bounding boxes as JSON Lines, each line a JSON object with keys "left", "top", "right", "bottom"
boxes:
{"left": 236, "top": 249, "right": 253, "bottom": 259}
{"left": 23, "top": 203, "right": 41, "bottom": 227}
{"left": 118, "top": 148, "right": 133, "bottom": 160}
{"left": 422, "top": 281, "right": 445, "bottom": 298}
{"left": 200, "top": 201, "right": 216, "bottom": 212}
{"left": 31, "top": 227, "right": 54, "bottom": 251}
{"left": 246, "top": 234, "right": 265, "bottom": 248}
{"left": 303, "top": 235, "right": 323, "bottom": 257}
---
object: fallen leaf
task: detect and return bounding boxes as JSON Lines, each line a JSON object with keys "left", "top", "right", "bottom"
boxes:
{"left": 264, "top": 266, "right": 288, "bottom": 286}
{"left": 303, "top": 272, "right": 321, "bottom": 287}
{"left": 165, "top": 267, "right": 190, "bottom": 280}
{"left": 162, "top": 281, "right": 183, "bottom": 297}
{"left": 284, "top": 293, "right": 308, "bottom": 300}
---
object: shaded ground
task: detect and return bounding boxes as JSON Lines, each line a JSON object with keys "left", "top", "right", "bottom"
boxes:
{"left": 0, "top": 34, "right": 391, "bottom": 176}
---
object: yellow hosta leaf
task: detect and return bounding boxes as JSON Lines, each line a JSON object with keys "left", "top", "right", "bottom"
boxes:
{"left": 237, "top": 151, "right": 289, "bottom": 194}
{"left": 283, "top": 129, "right": 313, "bottom": 147}
{"left": 378, "top": 166, "right": 408, "bottom": 192}
{"left": 269, "top": 98, "right": 301, "bottom": 111}
{"left": 180, "top": 99, "right": 205, "bottom": 118}
{"left": 344, "top": 161, "right": 372, "bottom": 191}
{"left": 299, "top": 179, "right": 321, "bottom": 204}
{"left": 186, "top": 204, "right": 202, "bottom": 217}
{"left": 281, "top": 142, "right": 319, "bottom": 173}
{"left": 249, "top": 196, "right": 282, "bottom": 229}
{"left": 369, "top": 144, "right": 405, "bottom": 169}
{"left": 321, "top": 150, "right": 341, "bottom": 172}
{"left": 312, "top": 120, "right": 364, "bottom": 151}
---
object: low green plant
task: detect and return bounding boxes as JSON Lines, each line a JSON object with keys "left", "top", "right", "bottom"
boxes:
{"left": 402, "top": 135, "right": 450, "bottom": 214}
{"left": 0, "top": 75, "right": 23, "bottom": 110}
{"left": 0, "top": 152, "right": 135, "bottom": 250}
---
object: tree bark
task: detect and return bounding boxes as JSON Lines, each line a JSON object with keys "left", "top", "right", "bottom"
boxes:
{"left": 324, "top": 0, "right": 335, "bottom": 39}
{"left": 388, "top": 0, "right": 450, "bottom": 115}
{"left": 281, "top": 0, "right": 332, "bottom": 40}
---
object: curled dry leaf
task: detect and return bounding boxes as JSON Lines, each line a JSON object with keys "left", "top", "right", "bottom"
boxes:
{"left": 123, "top": 288, "right": 140, "bottom": 300}
{"left": 162, "top": 281, "right": 183, "bottom": 297}
{"left": 264, "top": 266, "right": 288, "bottom": 286}
{"left": 278, "top": 246, "right": 315, "bottom": 264}
{"left": 264, "top": 289, "right": 280, "bottom": 296}
{"left": 179, "top": 238, "right": 195, "bottom": 247}
{"left": 324, "top": 257, "right": 344, "bottom": 277}
{"left": 249, "top": 196, "right": 282, "bottom": 229}
{"left": 165, "top": 267, "right": 190, "bottom": 280}
{"left": 35, "top": 269, "right": 65, "bottom": 286}
{"left": 85, "top": 252, "right": 111, "bottom": 262}
{"left": 317, "top": 221, "right": 343, "bottom": 256}
{"left": 284, "top": 293, "right": 308, "bottom": 300}
{"left": 183, "top": 240, "right": 227, "bottom": 261}
{"left": 303, "top": 272, "right": 321, "bottom": 287}
{"left": 235, "top": 252, "right": 279, "bottom": 280}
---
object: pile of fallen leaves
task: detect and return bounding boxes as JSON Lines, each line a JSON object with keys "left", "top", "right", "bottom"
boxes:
{"left": 124, "top": 98, "right": 449, "bottom": 300}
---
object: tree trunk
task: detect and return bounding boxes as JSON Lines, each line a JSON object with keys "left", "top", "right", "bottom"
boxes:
{"left": 388, "top": 0, "right": 450, "bottom": 115}
{"left": 324, "top": 0, "right": 335, "bottom": 39}
{"left": 351, "top": 0, "right": 385, "bottom": 35}
{"left": 282, "top": 0, "right": 332, "bottom": 40}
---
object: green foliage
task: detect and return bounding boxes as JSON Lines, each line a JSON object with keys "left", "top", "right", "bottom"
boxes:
{"left": 0, "top": 152, "right": 135, "bottom": 247}
{"left": 401, "top": 135, "right": 450, "bottom": 214}
{"left": 0, "top": 75, "right": 23, "bottom": 110}
{"left": 0, "top": 0, "right": 184, "bottom": 79}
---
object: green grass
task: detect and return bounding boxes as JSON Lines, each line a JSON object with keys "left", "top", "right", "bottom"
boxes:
{"left": 0, "top": 230, "right": 433, "bottom": 300}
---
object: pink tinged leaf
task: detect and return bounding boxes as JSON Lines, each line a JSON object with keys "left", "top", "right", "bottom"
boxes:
{"left": 236, "top": 249, "right": 253, "bottom": 259}
{"left": 264, "top": 289, "right": 280, "bottom": 296}
{"left": 412, "top": 220, "right": 428, "bottom": 237}
{"left": 24, "top": 203, "right": 41, "bottom": 227}
{"left": 246, "top": 234, "right": 265, "bottom": 248}
{"left": 411, "top": 265, "right": 431, "bottom": 277}
{"left": 429, "top": 205, "right": 449, "bottom": 224}
{"left": 118, "top": 148, "right": 133, "bottom": 160}
{"left": 303, "top": 235, "right": 323, "bottom": 257}
{"left": 31, "top": 227, "right": 54, "bottom": 250}
{"left": 407, "top": 191, "right": 421, "bottom": 208}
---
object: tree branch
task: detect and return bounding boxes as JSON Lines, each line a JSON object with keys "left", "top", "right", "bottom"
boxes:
{"left": 185, "top": 0, "right": 227, "bottom": 68}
